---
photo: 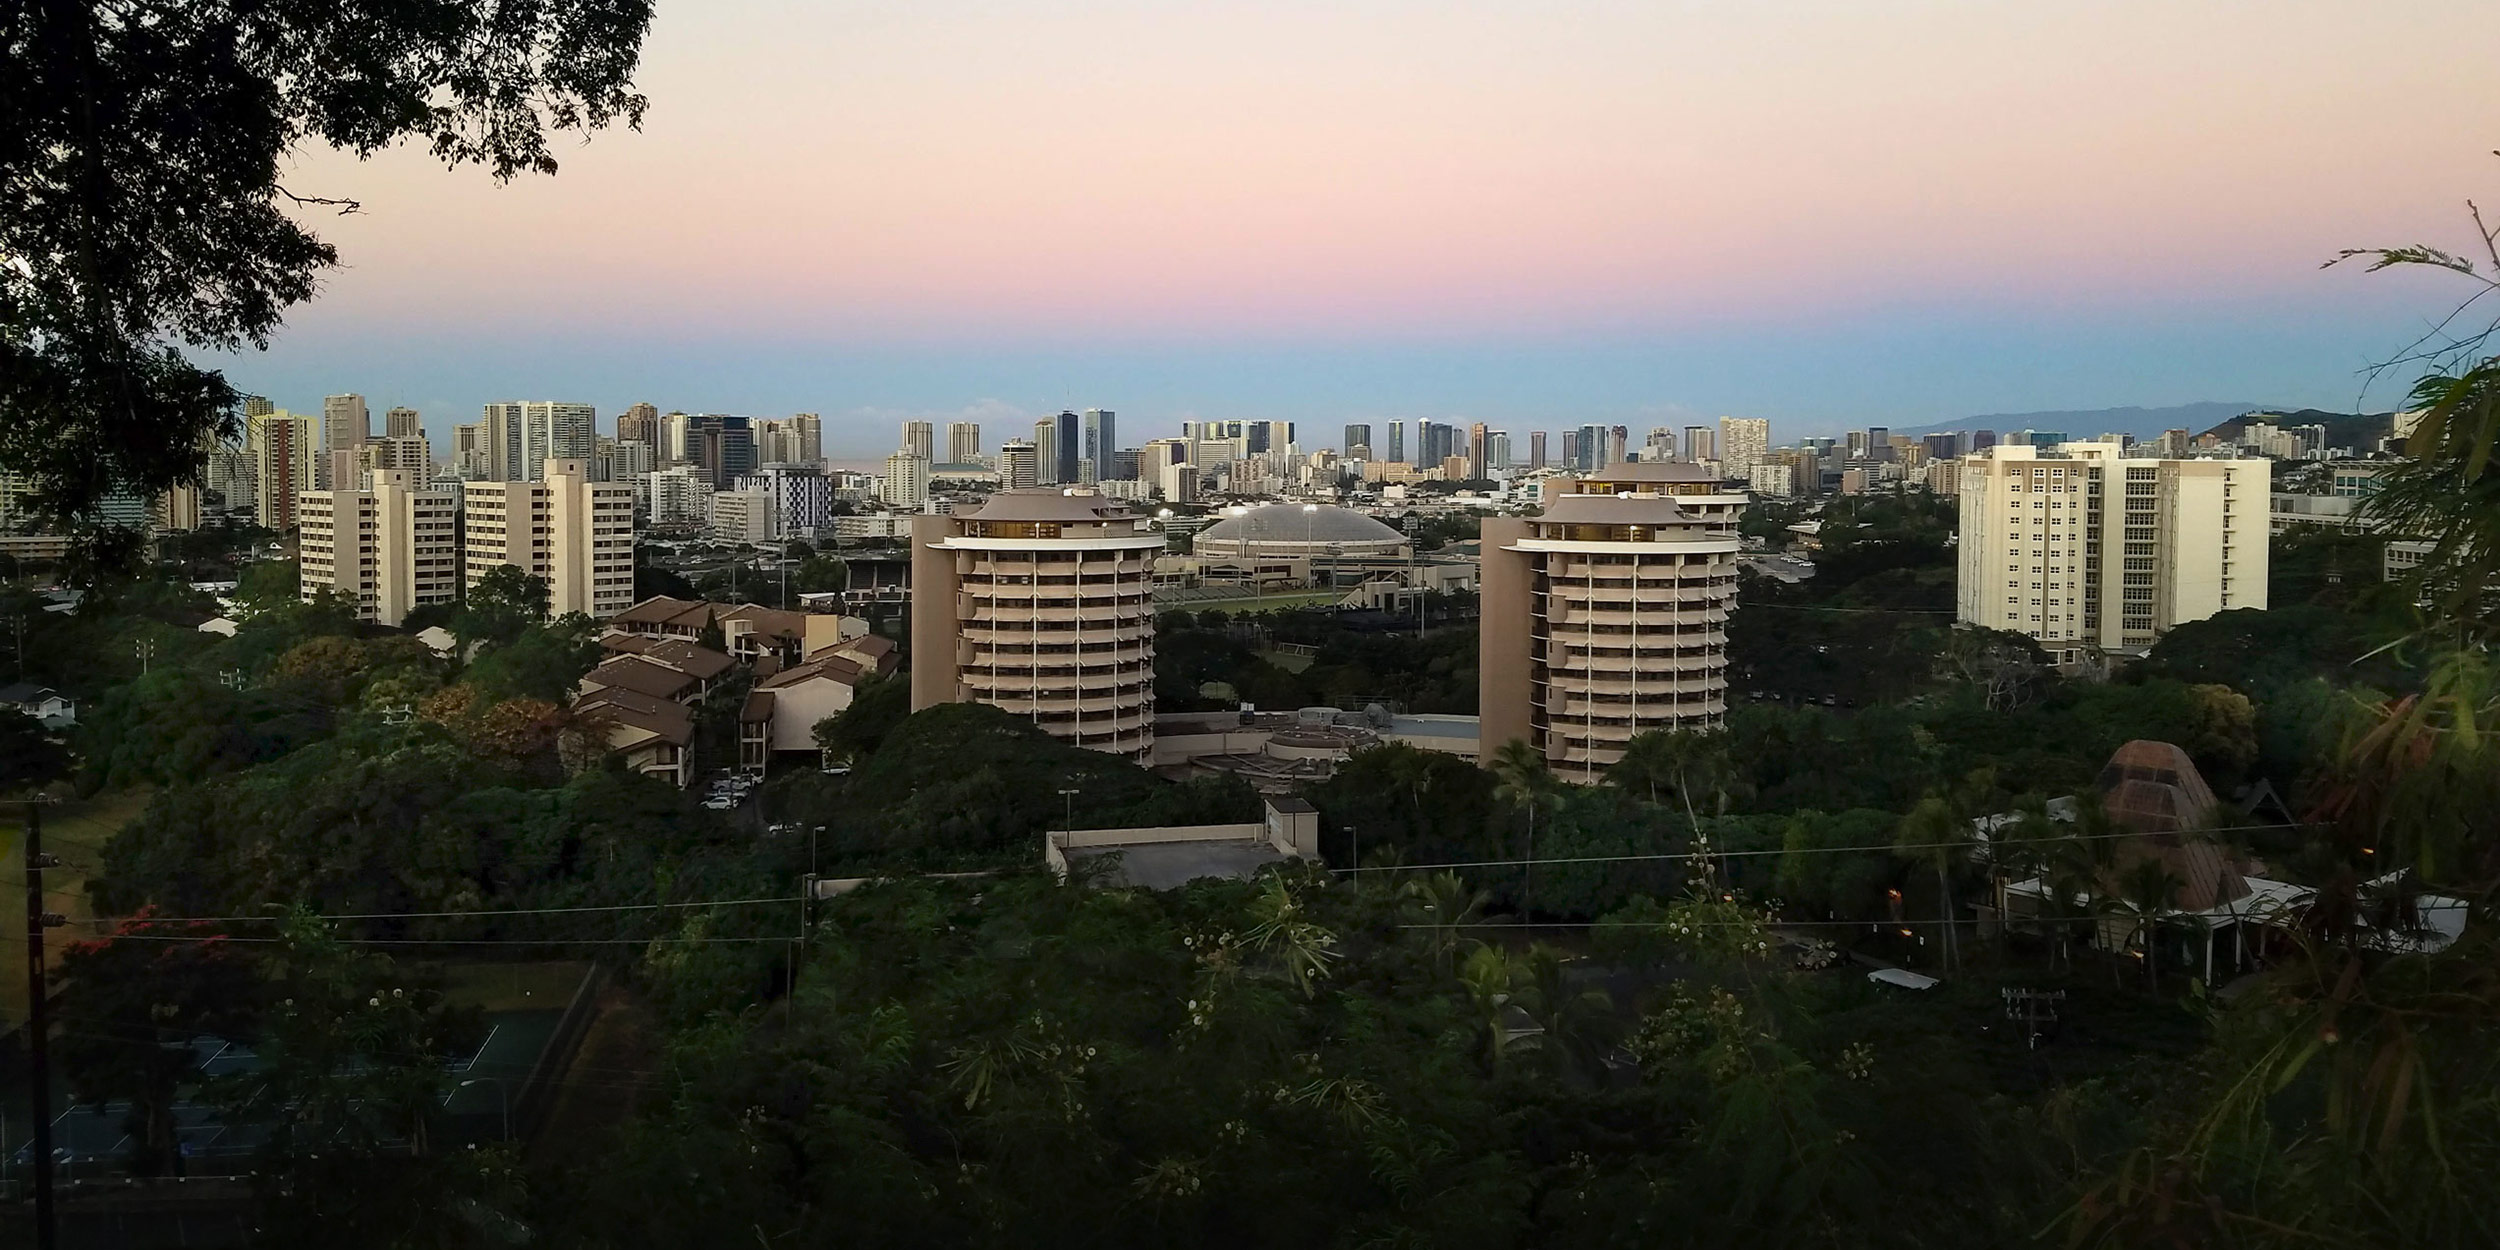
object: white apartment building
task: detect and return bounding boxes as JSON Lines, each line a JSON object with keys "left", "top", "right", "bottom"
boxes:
{"left": 1719, "top": 417, "right": 1770, "bottom": 480}
{"left": 297, "top": 469, "right": 461, "bottom": 626}
{"left": 1479, "top": 462, "right": 1747, "bottom": 783}
{"left": 464, "top": 457, "right": 638, "bottom": 618}
{"left": 948, "top": 421, "right": 983, "bottom": 464}
{"left": 644, "top": 465, "right": 715, "bottom": 525}
{"left": 733, "top": 466, "right": 834, "bottom": 535}
{"left": 1956, "top": 442, "right": 2267, "bottom": 663}
{"left": 710, "top": 490, "right": 778, "bottom": 544}
{"left": 882, "top": 450, "right": 931, "bottom": 509}
{"left": 832, "top": 512, "right": 912, "bottom": 541}
{"left": 910, "top": 489, "right": 1162, "bottom": 761}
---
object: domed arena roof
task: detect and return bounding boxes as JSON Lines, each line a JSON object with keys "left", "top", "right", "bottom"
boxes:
{"left": 1195, "top": 504, "right": 1408, "bottom": 550}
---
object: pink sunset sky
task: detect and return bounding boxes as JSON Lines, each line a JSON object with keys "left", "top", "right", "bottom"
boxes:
{"left": 239, "top": 0, "right": 2500, "bottom": 450}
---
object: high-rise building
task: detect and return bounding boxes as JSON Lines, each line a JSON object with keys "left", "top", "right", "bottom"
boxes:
{"left": 882, "top": 450, "right": 931, "bottom": 508}
{"left": 1866, "top": 427, "right": 1892, "bottom": 462}
{"left": 1417, "top": 421, "right": 1457, "bottom": 468}
{"left": 479, "top": 401, "right": 594, "bottom": 481}
{"left": 948, "top": 421, "right": 982, "bottom": 464}
{"left": 1387, "top": 420, "right": 1406, "bottom": 464}
{"left": 1479, "top": 462, "right": 1748, "bottom": 783}
{"left": 1972, "top": 430, "right": 1998, "bottom": 452}
{"left": 1467, "top": 422, "right": 1490, "bottom": 482}
{"left": 691, "top": 415, "right": 756, "bottom": 488}
{"left": 1559, "top": 431, "right": 1578, "bottom": 468}
{"left": 533, "top": 402, "right": 597, "bottom": 473}
{"left": 1083, "top": 409, "right": 1118, "bottom": 480}
{"left": 297, "top": 469, "right": 460, "bottom": 626}
{"left": 248, "top": 409, "right": 314, "bottom": 529}
{"left": 734, "top": 465, "right": 833, "bottom": 536}
{"left": 1485, "top": 431, "right": 1511, "bottom": 475}
{"left": 1683, "top": 425, "right": 1714, "bottom": 465}
{"left": 243, "top": 395, "right": 275, "bottom": 419}
{"left": 607, "top": 438, "right": 656, "bottom": 486}
{"left": 910, "top": 489, "right": 1161, "bottom": 760}
{"left": 660, "top": 411, "right": 693, "bottom": 462}
{"left": 452, "top": 422, "right": 490, "bottom": 479}
{"left": 1719, "top": 417, "right": 1769, "bottom": 480}
{"left": 1033, "top": 418, "right": 1060, "bottom": 485}
{"left": 999, "top": 440, "right": 1040, "bottom": 490}
{"left": 1343, "top": 424, "right": 1373, "bottom": 460}
{"left": 903, "top": 420, "right": 935, "bottom": 463}
{"left": 372, "top": 434, "right": 432, "bottom": 477}
{"left": 790, "top": 412, "right": 823, "bottom": 464}
{"left": 1053, "top": 411, "right": 1082, "bottom": 485}
{"left": 618, "top": 402, "right": 660, "bottom": 446}
{"left": 384, "top": 406, "right": 423, "bottom": 439}
{"left": 1956, "top": 442, "right": 2268, "bottom": 664}
{"left": 644, "top": 465, "right": 715, "bottom": 525}
{"left": 708, "top": 490, "right": 778, "bottom": 544}
{"left": 1529, "top": 431, "right": 1548, "bottom": 471}
{"left": 323, "top": 394, "right": 370, "bottom": 459}
{"left": 463, "top": 457, "right": 637, "bottom": 619}
{"left": 1921, "top": 432, "right": 1962, "bottom": 462}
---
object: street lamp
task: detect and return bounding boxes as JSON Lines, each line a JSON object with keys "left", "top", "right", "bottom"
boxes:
{"left": 1057, "top": 787, "right": 1079, "bottom": 835}
{"left": 458, "top": 1077, "right": 512, "bottom": 1141}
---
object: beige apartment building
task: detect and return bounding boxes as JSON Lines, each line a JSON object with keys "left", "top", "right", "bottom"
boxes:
{"left": 464, "top": 457, "right": 638, "bottom": 619}
{"left": 297, "top": 469, "right": 461, "bottom": 626}
{"left": 910, "top": 489, "right": 1163, "bottom": 760}
{"left": 1480, "top": 462, "right": 1747, "bottom": 782}
{"left": 1956, "top": 442, "right": 2267, "bottom": 662}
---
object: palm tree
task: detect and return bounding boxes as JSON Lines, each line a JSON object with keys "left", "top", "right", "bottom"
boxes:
{"left": 1490, "top": 738, "right": 1558, "bottom": 918}
{"left": 2109, "top": 857, "right": 2185, "bottom": 991}
{"left": 1400, "top": 871, "right": 1487, "bottom": 976}
{"left": 1611, "top": 727, "right": 1742, "bottom": 830}
{"left": 1458, "top": 944, "right": 1539, "bottom": 1074}
{"left": 1518, "top": 943, "right": 1614, "bottom": 1081}
{"left": 2040, "top": 806, "right": 2119, "bottom": 972}
{"left": 1893, "top": 794, "right": 1971, "bottom": 972}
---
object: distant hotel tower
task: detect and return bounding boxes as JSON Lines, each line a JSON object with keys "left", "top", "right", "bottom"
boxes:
{"left": 1479, "top": 462, "right": 1747, "bottom": 782}
{"left": 910, "top": 489, "right": 1162, "bottom": 760}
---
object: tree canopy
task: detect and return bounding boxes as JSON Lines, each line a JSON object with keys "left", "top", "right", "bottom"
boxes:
{"left": 1, "top": 0, "right": 654, "bottom": 523}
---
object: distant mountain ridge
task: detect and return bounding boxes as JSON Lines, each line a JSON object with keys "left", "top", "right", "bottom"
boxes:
{"left": 1889, "top": 402, "right": 2263, "bottom": 442}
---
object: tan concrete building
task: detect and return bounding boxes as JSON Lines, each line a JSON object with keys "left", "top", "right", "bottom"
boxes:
{"left": 297, "top": 469, "right": 461, "bottom": 626}
{"left": 463, "top": 457, "right": 637, "bottom": 619}
{"left": 1956, "top": 442, "right": 2267, "bottom": 662}
{"left": 911, "top": 488, "right": 1163, "bottom": 760}
{"left": 1480, "top": 462, "right": 1747, "bottom": 782}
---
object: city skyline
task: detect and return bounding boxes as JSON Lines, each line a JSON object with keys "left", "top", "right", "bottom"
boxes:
{"left": 208, "top": 1, "right": 2497, "bottom": 456}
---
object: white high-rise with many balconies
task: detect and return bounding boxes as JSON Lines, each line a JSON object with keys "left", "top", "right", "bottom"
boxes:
{"left": 910, "top": 489, "right": 1162, "bottom": 760}
{"left": 1480, "top": 462, "right": 1747, "bottom": 782}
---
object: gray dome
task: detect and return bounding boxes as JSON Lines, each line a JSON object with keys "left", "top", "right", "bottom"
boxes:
{"left": 1196, "top": 504, "right": 1407, "bottom": 547}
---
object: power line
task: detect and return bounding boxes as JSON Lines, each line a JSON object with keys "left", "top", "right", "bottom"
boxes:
{"left": 74, "top": 894, "right": 804, "bottom": 928}
{"left": 1337, "top": 821, "right": 2310, "bottom": 875}
{"left": 99, "top": 933, "right": 799, "bottom": 947}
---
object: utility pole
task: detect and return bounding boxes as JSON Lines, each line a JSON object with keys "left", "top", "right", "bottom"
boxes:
{"left": 133, "top": 636, "right": 155, "bottom": 676}
{"left": 22, "top": 801, "right": 63, "bottom": 1250}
